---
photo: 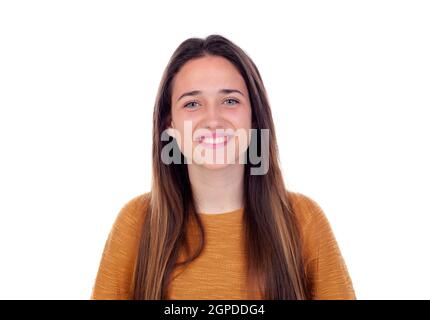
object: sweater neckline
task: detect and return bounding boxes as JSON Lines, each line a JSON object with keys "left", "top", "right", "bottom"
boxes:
{"left": 197, "top": 207, "right": 244, "bottom": 217}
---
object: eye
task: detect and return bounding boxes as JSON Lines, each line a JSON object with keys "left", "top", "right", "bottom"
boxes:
{"left": 224, "top": 98, "right": 239, "bottom": 106}
{"left": 183, "top": 101, "right": 200, "bottom": 109}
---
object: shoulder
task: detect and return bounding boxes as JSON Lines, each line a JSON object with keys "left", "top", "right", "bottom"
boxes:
{"left": 112, "top": 192, "right": 151, "bottom": 234}
{"left": 101, "top": 192, "right": 151, "bottom": 259}
{"left": 287, "top": 190, "right": 328, "bottom": 229}
{"left": 91, "top": 192, "right": 151, "bottom": 299}
{"left": 286, "top": 190, "right": 336, "bottom": 248}
{"left": 287, "top": 191, "right": 356, "bottom": 299}
{"left": 287, "top": 190, "right": 341, "bottom": 261}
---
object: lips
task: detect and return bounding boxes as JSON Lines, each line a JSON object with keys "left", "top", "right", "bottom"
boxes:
{"left": 196, "top": 133, "right": 232, "bottom": 148}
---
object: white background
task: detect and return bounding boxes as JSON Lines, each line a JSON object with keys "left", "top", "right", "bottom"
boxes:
{"left": 0, "top": 1, "right": 429, "bottom": 299}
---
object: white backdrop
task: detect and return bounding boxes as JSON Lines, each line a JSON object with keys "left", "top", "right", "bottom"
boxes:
{"left": 0, "top": 0, "right": 429, "bottom": 299}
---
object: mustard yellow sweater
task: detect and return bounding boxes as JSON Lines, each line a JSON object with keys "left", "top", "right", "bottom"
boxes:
{"left": 91, "top": 191, "right": 356, "bottom": 300}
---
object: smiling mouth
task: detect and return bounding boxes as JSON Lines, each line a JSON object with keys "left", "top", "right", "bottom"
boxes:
{"left": 197, "top": 135, "right": 232, "bottom": 149}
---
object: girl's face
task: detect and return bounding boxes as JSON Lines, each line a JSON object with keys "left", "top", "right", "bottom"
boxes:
{"left": 169, "top": 55, "right": 253, "bottom": 170}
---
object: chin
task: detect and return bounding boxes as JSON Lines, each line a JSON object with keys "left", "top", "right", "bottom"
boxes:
{"left": 201, "top": 162, "right": 231, "bottom": 171}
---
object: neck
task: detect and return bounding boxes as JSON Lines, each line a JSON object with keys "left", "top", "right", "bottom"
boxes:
{"left": 187, "top": 163, "right": 245, "bottom": 214}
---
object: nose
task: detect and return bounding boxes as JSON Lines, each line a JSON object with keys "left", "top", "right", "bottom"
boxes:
{"left": 202, "top": 102, "right": 224, "bottom": 129}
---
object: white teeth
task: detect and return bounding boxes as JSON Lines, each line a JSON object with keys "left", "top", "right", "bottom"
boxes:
{"left": 201, "top": 136, "right": 227, "bottom": 144}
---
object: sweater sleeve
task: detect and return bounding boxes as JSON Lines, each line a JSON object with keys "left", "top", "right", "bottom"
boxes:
{"left": 90, "top": 193, "right": 148, "bottom": 300}
{"left": 291, "top": 192, "right": 356, "bottom": 300}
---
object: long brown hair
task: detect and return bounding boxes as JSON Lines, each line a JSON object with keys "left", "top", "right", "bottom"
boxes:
{"left": 132, "top": 34, "right": 311, "bottom": 299}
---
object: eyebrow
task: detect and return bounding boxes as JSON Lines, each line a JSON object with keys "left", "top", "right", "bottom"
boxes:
{"left": 176, "top": 89, "right": 245, "bottom": 102}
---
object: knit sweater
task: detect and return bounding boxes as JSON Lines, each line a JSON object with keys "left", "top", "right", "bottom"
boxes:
{"left": 91, "top": 191, "right": 356, "bottom": 299}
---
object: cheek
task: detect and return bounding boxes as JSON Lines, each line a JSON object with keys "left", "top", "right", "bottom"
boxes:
{"left": 229, "top": 106, "right": 252, "bottom": 130}
{"left": 227, "top": 107, "right": 253, "bottom": 156}
{"left": 170, "top": 111, "right": 199, "bottom": 152}
{"left": 173, "top": 112, "right": 199, "bottom": 141}
{"left": 174, "top": 109, "right": 200, "bottom": 124}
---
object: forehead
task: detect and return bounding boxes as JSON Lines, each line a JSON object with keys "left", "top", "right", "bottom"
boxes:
{"left": 171, "top": 55, "right": 248, "bottom": 98}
